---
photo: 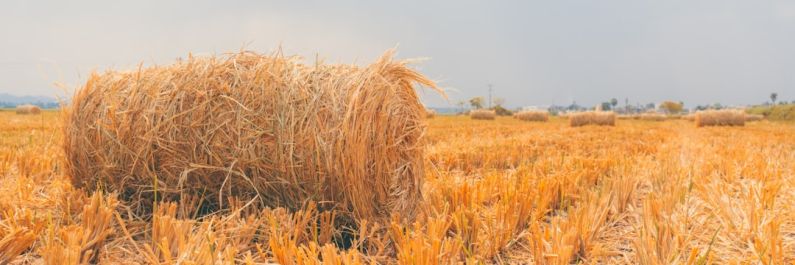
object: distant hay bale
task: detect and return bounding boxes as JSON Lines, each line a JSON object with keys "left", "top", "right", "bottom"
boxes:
{"left": 15, "top": 104, "right": 41, "bottom": 115}
{"left": 694, "top": 110, "right": 745, "bottom": 127}
{"left": 745, "top": 113, "right": 764, "bottom": 122}
{"left": 683, "top": 114, "right": 696, "bottom": 121}
{"left": 569, "top": 111, "right": 616, "bottom": 127}
{"left": 64, "top": 50, "right": 440, "bottom": 224}
{"left": 617, "top": 114, "right": 634, "bottom": 120}
{"left": 513, "top": 110, "right": 548, "bottom": 122}
{"left": 425, "top": 108, "right": 436, "bottom": 118}
{"left": 470, "top": 109, "right": 496, "bottom": 120}
{"left": 639, "top": 113, "right": 666, "bottom": 121}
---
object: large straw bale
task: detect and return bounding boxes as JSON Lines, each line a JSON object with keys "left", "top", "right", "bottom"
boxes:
{"left": 513, "top": 110, "right": 549, "bottom": 122}
{"left": 64, "top": 50, "right": 439, "bottom": 224}
{"left": 569, "top": 111, "right": 616, "bottom": 127}
{"left": 470, "top": 109, "right": 496, "bottom": 120}
{"left": 15, "top": 104, "right": 41, "bottom": 115}
{"left": 694, "top": 110, "right": 745, "bottom": 127}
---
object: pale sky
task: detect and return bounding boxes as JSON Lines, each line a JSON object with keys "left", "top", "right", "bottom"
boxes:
{"left": 1, "top": 1, "right": 794, "bottom": 108}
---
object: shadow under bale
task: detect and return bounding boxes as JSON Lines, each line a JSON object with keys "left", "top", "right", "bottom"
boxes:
{"left": 64, "top": 50, "right": 441, "bottom": 226}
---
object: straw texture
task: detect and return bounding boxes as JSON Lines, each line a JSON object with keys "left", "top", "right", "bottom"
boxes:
{"left": 64, "top": 50, "right": 439, "bottom": 224}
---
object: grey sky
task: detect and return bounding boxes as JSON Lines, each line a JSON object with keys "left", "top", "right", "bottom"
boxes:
{"left": 1, "top": 1, "right": 794, "bottom": 108}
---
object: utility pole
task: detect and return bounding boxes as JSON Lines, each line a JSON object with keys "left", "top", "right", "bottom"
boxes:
{"left": 488, "top": 84, "right": 493, "bottom": 109}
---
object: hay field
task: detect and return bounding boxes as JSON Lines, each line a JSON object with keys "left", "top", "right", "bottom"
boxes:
{"left": 1, "top": 113, "right": 794, "bottom": 264}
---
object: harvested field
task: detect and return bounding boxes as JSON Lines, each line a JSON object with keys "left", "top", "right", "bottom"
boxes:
{"left": 1, "top": 111, "right": 795, "bottom": 264}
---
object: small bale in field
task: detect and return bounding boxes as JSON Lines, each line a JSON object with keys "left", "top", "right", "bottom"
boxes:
{"left": 64, "top": 50, "right": 440, "bottom": 225}
{"left": 683, "top": 114, "right": 696, "bottom": 121}
{"left": 513, "top": 110, "right": 549, "bottom": 122}
{"left": 569, "top": 111, "right": 616, "bottom": 127}
{"left": 745, "top": 113, "right": 764, "bottom": 122}
{"left": 470, "top": 109, "right": 496, "bottom": 120}
{"left": 694, "top": 110, "right": 745, "bottom": 127}
{"left": 639, "top": 113, "right": 666, "bottom": 121}
{"left": 425, "top": 108, "right": 436, "bottom": 119}
{"left": 617, "top": 114, "right": 635, "bottom": 120}
{"left": 15, "top": 104, "right": 41, "bottom": 115}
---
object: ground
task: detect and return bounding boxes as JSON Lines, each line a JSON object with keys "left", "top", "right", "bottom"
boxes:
{"left": 1, "top": 111, "right": 793, "bottom": 264}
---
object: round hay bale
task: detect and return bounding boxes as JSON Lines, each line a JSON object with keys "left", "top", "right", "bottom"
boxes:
{"left": 695, "top": 110, "right": 745, "bottom": 127}
{"left": 469, "top": 109, "right": 496, "bottom": 120}
{"left": 425, "top": 108, "right": 436, "bottom": 119}
{"left": 745, "top": 113, "right": 764, "bottom": 122}
{"left": 15, "top": 104, "right": 41, "bottom": 115}
{"left": 569, "top": 111, "right": 616, "bottom": 127}
{"left": 639, "top": 113, "right": 666, "bottom": 121}
{"left": 513, "top": 110, "right": 549, "bottom": 122}
{"left": 64, "top": 50, "right": 440, "bottom": 224}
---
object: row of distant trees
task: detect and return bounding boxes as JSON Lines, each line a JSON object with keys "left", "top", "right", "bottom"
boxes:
{"left": 453, "top": 92, "right": 789, "bottom": 115}
{"left": 0, "top": 101, "right": 59, "bottom": 109}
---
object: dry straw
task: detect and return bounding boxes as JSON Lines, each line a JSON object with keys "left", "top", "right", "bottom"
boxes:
{"left": 513, "top": 110, "right": 549, "bottom": 122}
{"left": 15, "top": 105, "right": 41, "bottom": 115}
{"left": 569, "top": 111, "right": 616, "bottom": 127}
{"left": 694, "top": 110, "right": 745, "bottom": 127}
{"left": 470, "top": 109, "right": 496, "bottom": 120}
{"left": 64, "top": 50, "right": 441, "bottom": 225}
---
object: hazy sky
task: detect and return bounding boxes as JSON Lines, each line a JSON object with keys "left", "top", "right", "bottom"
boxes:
{"left": 1, "top": 1, "right": 794, "bottom": 108}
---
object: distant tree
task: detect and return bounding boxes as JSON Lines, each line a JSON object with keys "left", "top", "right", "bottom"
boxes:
{"left": 456, "top": 100, "right": 466, "bottom": 113}
{"left": 712, "top": 103, "right": 723, "bottom": 109}
{"left": 493, "top": 97, "right": 505, "bottom": 107}
{"left": 770, "top": 93, "right": 778, "bottom": 105}
{"left": 568, "top": 101, "right": 580, "bottom": 111}
{"left": 493, "top": 105, "right": 513, "bottom": 116}
{"left": 659, "top": 101, "right": 684, "bottom": 114}
{"left": 469, "top": 97, "right": 484, "bottom": 109}
{"left": 601, "top": 102, "right": 612, "bottom": 111}
{"left": 610, "top": 98, "right": 618, "bottom": 109}
{"left": 646, "top": 103, "right": 656, "bottom": 110}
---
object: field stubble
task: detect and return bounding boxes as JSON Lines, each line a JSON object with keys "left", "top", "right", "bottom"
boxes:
{"left": 0, "top": 113, "right": 794, "bottom": 264}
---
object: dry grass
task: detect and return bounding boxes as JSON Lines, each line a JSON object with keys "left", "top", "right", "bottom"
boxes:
{"left": 569, "top": 111, "right": 616, "bottom": 127}
{"left": 513, "top": 110, "right": 549, "bottom": 122}
{"left": 15, "top": 105, "right": 41, "bottom": 115}
{"left": 695, "top": 110, "right": 746, "bottom": 127}
{"left": 64, "top": 50, "right": 440, "bottom": 226}
{"left": 470, "top": 109, "right": 496, "bottom": 120}
{"left": 1, "top": 109, "right": 794, "bottom": 264}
